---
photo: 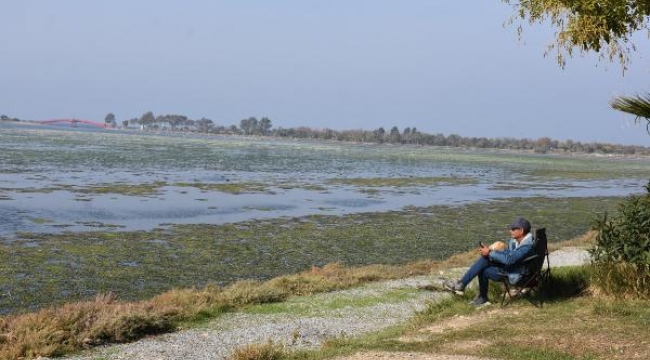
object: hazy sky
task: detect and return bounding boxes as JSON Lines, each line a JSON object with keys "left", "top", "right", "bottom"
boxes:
{"left": 2, "top": 1, "right": 649, "bottom": 145}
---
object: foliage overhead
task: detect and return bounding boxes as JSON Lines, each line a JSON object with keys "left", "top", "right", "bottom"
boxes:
{"left": 502, "top": 0, "right": 650, "bottom": 69}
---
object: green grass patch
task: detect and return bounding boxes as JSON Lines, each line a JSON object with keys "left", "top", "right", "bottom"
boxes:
{"left": 325, "top": 176, "right": 477, "bottom": 187}
{"left": 29, "top": 218, "right": 53, "bottom": 224}
{"left": 71, "top": 181, "right": 167, "bottom": 196}
{"left": 277, "top": 183, "right": 328, "bottom": 192}
{"left": 243, "top": 287, "right": 418, "bottom": 316}
{"left": 540, "top": 265, "right": 592, "bottom": 301}
{"left": 174, "top": 181, "right": 274, "bottom": 194}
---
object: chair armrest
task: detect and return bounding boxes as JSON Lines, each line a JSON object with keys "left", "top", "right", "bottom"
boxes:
{"left": 518, "top": 254, "right": 540, "bottom": 264}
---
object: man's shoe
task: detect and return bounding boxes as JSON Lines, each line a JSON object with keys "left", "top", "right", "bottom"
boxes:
{"left": 469, "top": 296, "right": 491, "bottom": 307}
{"left": 443, "top": 279, "right": 465, "bottom": 295}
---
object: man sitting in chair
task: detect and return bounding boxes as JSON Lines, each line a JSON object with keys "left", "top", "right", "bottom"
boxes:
{"left": 443, "top": 217, "right": 535, "bottom": 307}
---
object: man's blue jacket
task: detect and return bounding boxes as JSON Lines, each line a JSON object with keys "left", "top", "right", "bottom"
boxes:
{"left": 488, "top": 232, "right": 535, "bottom": 284}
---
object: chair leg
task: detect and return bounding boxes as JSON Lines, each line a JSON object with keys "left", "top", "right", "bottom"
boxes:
{"left": 525, "top": 287, "right": 542, "bottom": 308}
{"left": 502, "top": 282, "right": 542, "bottom": 307}
{"left": 501, "top": 282, "right": 515, "bottom": 306}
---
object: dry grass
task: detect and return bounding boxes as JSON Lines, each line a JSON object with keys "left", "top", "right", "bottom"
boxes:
{"left": 228, "top": 340, "right": 287, "bottom": 360}
{"left": 474, "top": 297, "right": 650, "bottom": 360}
{"left": 547, "top": 229, "right": 597, "bottom": 251}
{"left": 0, "top": 292, "right": 182, "bottom": 359}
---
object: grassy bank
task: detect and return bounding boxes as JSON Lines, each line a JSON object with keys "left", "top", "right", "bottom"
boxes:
{"left": 229, "top": 243, "right": 650, "bottom": 360}
{"left": 283, "top": 268, "right": 650, "bottom": 360}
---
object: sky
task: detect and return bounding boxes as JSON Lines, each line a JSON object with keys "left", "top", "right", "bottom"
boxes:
{"left": 2, "top": 1, "right": 649, "bottom": 146}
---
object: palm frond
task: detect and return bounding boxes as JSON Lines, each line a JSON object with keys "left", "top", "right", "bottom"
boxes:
{"left": 611, "top": 93, "right": 650, "bottom": 119}
{"left": 611, "top": 93, "right": 650, "bottom": 135}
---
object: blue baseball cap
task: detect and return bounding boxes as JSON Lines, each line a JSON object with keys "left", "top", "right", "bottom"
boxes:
{"left": 509, "top": 217, "right": 531, "bottom": 232}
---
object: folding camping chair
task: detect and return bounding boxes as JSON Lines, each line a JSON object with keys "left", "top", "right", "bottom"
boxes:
{"left": 499, "top": 228, "right": 551, "bottom": 307}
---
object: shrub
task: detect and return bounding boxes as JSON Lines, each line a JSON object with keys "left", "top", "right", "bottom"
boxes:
{"left": 228, "top": 340, "right": 287, "bottom": 360}
{"left": 219, "top": 280, "right": 289, "bottom": 307}
{"left": 590, "top": 261, "right": 650, "bottom": 298}
{"left": 590, "top": 180, "right": 650, "bottom": 298}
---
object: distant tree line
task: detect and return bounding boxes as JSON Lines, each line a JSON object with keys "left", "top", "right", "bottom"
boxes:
{"left": 0, "top": 115, "right": 20, "bottom": 122}
{"left": 272, "top": 125, "right": 650, "bottom": 155}
{"left": 112, "top": 111, "right": 650, "bottom": 156}
{"left": 3, "top": 111, "right": 649, "bottom": 155}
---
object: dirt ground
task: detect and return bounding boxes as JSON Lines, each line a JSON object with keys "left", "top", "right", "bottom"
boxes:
{"left": 333, "top": 309, "right": 509, "bottom": 360}
{"left": 333, "top": 352, "right": 494, "bottom": 360}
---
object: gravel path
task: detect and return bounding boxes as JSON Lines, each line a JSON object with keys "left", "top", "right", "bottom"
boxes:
{"left": 59, "top": 277, "right": 447, "bottom": 360}
{"left": 547, "top": 247, "right": 591, "bottom": 267}
{"left": 51, "top": 249, "right": 590, "bottom": 360}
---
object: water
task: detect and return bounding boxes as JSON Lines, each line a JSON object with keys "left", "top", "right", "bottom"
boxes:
{"left": 1, "top": 121, "right": 648, "bottom": 237}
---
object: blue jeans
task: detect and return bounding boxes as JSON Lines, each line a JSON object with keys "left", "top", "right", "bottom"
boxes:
{"left": 460, "top": 256, "right": 504, "bottom": 299}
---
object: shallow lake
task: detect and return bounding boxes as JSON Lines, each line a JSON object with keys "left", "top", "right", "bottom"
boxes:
{"left": 1, "top": 122, "right": 649, "bottom": 238}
